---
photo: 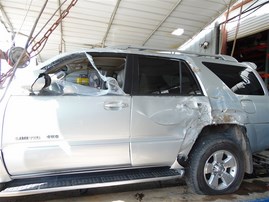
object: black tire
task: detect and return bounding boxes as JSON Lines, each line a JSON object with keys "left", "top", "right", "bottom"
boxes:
{"left": 185, "top": 135, "right": 245, "bottom": 195}
{"left": 0, "top": 183, "right": 5, "bottom": 191}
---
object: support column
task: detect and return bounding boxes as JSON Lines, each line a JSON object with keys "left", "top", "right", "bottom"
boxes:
{"left": 265, "top": 30, "right": 269, "bottom": 87}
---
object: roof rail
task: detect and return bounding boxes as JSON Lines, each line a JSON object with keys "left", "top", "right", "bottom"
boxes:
{"left": 109, "top": 45, "right": 238, "bottom": 62}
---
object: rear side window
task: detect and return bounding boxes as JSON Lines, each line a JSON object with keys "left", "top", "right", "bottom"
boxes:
{"left": 203, "top": 62, "right": 264, "bottom": 95}
{"left": 135, "top": 56, "right": 201, "bottom": 95}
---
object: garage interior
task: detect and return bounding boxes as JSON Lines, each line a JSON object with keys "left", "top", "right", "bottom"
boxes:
{"left": 0, "top": 0, "right": 268, "bottom": 63}
{"left": 0, "top": 0, "right": 269, "bottom": 201}
{"left": 227, "top": 30, "right": 269, "bottom": 86}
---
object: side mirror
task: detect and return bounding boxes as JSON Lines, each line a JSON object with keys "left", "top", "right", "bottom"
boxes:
{"left": 30, "top": 73, "right": 51, "bottom": 94}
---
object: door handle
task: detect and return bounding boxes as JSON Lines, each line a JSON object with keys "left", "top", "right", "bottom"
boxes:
{"left": 104, "top": 102, "right": 128, "bottom": 111}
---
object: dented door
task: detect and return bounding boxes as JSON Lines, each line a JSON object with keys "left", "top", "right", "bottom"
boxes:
{"left": 130, "top": 55, "right": 206, "bottom": 166}
{"left": 130, "top": 96, "right": 208, "bottom": 166}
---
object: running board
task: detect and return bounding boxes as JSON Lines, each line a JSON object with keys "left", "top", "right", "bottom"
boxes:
{"left": 0, "top": 167, "right": 183, "bottom": 197}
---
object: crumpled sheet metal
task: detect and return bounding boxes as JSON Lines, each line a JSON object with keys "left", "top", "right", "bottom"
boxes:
{"left": 176, "top": 95, "right": 246, "bottom": 157}
{"left": 135, "top": 96, "right": 212, "bottom": 157}
{"left": 180, "top": 96, "right": 246, "bottom": 157}
{"left": 208, "top": 86, "right": 247, "bottom": 125}
{"left": 187, "top": 57, "right": 248, "bottom": 126}
{"left": 134, "top": 89, "right": 247, "bottom": 158}
{"left": 137, "top": 98, "right": 210, "bottom": 126}
{"left": 85, "top": 52, "right": 125, "bottom": 95}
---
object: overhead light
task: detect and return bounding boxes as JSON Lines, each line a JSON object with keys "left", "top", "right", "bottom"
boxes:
{"left": 171, "top": 28, "right": 184, "bottom": 36}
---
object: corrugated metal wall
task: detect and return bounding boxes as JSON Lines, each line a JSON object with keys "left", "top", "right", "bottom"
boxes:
{"left": 227, "top": 13, "right": 269, "bottom": 41}
{"left": 227, "top": 0, "right": 269, "bottom": 41}
{"left": 182, "top": 0, "right": 269, "bottom": 54}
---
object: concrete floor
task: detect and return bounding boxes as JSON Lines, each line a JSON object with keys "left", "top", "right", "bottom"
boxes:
{"left": 1, "top": 176, "right": 269, "bottom": 202}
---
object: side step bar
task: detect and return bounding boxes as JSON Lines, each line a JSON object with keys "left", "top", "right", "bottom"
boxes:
{"left": 0, "top": 167, "right": 183, "bottom": 197}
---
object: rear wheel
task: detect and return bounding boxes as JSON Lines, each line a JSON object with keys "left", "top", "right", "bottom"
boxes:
{"left": 185, "top": 135, "right": 245, "bottom": 195}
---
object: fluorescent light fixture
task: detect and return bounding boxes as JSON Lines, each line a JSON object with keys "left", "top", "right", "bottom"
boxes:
{"left": 172, "top": 28, "right": 184, "bottom": 36}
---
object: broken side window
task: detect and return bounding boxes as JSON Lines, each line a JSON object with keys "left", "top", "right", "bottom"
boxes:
{"left": 135, "top": 56, "right": 202, "bottom": 96}
{"left": 203, "top": 62, "right": 264, "bottom": 96}
{"left": 34, "top": 52, "right": 127, "bottom": 96}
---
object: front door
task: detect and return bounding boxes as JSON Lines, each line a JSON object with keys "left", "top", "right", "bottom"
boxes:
{"left": 2, "top": 52, "right": 132, "bottom": 175}
{"left": 3, "top": 95, "right": 131, "bottom": 175}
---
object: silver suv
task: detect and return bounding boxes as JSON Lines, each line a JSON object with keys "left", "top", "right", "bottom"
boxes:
{"left": 0, "top": 46, "right": 268, "bottom": 196}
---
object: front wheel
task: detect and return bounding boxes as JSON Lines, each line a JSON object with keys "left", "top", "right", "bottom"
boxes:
{"left": 185, "top": 135, "right": 245, "bottom": 195}
{"left": 0, "top": 183, "right": 5, "bottom": 191}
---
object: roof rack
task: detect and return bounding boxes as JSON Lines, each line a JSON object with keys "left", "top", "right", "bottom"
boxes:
{"left": 109, "top": 45, "right": 238, "bottom": 62}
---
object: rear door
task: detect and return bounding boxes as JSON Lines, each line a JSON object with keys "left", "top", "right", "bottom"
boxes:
{"left": 130, "top": 55, "right": 206, "bottom": 166}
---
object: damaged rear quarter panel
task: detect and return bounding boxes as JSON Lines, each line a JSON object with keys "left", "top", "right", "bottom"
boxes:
{"left": 187, "top": 57, "right": 247, "bottom": 125}
{"left": 174, "top": 57, "right": 248, "bottom": 157}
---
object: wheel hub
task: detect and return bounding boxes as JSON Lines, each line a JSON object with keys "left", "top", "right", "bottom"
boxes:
{"left": 213, "top": 163, "right": 225, "bottom": 176}
{"left": 204, "top": 150, "right": 238, "bottom": 190}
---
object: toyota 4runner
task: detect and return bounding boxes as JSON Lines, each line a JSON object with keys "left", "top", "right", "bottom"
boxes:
{"left": 0, "top": 46, "right": 268, "bottom": 196}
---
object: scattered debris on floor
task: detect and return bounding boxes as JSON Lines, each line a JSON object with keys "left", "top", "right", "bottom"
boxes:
{"left": 134, "top": 192, "right": 145, "bottom": 201}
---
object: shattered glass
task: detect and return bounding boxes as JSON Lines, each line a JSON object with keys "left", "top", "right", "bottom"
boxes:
{"left": 35, "top": 52, "right": 126, "bottom": 96}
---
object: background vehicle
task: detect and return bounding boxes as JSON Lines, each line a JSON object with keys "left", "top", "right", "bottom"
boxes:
{"left": 0, "top": 46, "right": 269, "bottom": 196}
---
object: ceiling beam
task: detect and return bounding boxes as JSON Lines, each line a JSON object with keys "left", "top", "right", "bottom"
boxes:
{"left": 0, "top": 2, "right": 15, "bottom": 37}
{"left": 58, "top": 0, "right": 65, "bottom": 53}
{"left": 101, "top": 0, "right": 121, "bottom": 47}
{"left": 142, "top": 0, "right": 183, "bottom": 46}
